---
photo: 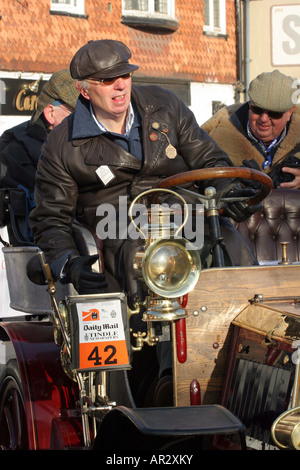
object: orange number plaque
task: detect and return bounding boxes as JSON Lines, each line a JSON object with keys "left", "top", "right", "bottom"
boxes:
{"left": 75, "top": 297, "right": 130, "bottom": 371}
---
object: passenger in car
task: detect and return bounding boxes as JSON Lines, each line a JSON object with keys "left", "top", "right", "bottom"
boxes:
{"left": 202, "top": 70, "right": 300, "bottom": 189}
{"left": 0, "top": 69, "right": 79, "bottom": 194}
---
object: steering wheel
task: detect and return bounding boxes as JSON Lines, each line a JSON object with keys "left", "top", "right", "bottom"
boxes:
{"left": 157, "top": 167, "right": 273, "bottom": 209}
{"left": 157, "top": 167, "right": 273, "bottom": 267}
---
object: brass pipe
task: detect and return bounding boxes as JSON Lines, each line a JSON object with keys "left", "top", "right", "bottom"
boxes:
{"left": 271, "top": 406, "right": 300, "bottom": 449}
{"left": 271, "top": 345, "right": 300, "bottom": 449}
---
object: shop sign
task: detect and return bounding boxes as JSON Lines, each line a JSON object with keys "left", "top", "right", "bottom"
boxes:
{"left": 0, "top": 78, "right": 47, "bottom": 115}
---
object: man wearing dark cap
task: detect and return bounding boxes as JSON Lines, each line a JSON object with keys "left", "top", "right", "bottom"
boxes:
{"left": 29, "top": 39, "right": 260, "bottom": 300}
{"left": 0, "top": 69, "right": 79, "bottom": 194}
{"left": 202, "top": 70, "right": 300, "bottom": 189}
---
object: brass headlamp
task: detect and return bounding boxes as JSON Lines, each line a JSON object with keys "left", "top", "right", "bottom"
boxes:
{"left": 129, "top": 188, "right": 201, "bottom": 322}
{"left": 142, "top": 237, "right": 200, "bottom": 299}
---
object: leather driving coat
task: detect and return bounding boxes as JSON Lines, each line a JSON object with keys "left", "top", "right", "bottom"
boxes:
{"left": 29, "top": 85, "right": 233, "bottom": 266}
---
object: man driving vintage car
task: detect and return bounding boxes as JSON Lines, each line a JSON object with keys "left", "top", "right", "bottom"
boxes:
{"left": 29, "top": 39, "right": 260, "bottom": 303}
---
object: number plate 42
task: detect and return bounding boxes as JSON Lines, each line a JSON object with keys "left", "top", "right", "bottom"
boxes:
{"left": 69, "top": 294, "right": 130, "bottom": 372}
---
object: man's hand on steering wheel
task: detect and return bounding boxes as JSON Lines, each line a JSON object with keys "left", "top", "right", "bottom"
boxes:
{"left": 223, "top": 187, "right": 263, "bottom": 222}
{"left": 157, "top": 167, "right": 273, "bottom": 223}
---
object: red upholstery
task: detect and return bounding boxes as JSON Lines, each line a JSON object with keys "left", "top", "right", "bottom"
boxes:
{"left": 233, "top": 189, "right": 300, "bottom": 263}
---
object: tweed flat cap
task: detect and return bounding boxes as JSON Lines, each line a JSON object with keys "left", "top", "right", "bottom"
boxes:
{"left": 33, "top": 69, "right": 79, "bottom": 123}
{"left": 248, "top": 70, "right": 296, "bottom": 112}
{"left": 70, "top": 39, "right": 139, "bottom": 80}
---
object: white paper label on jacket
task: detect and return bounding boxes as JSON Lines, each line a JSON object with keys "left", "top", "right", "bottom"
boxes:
{"left": 96, "top": 165, "right": 115, "bottom": 185}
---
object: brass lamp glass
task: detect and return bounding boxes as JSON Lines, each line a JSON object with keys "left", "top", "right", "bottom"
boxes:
{"left": 142, "top": 238, "right": 200, "bottom": 298}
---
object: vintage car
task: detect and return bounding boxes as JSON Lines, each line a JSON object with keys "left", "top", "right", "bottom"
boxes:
{"left": 0, "top": 167, "right": 299, "bottom": 451}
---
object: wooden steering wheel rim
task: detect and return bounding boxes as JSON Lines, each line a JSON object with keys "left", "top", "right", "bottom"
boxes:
{"left": 157, "top": 167, "right": 273, "bottom": 205}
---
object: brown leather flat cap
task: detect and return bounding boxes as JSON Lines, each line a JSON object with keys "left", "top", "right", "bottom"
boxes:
{"left": 70, "top": 39, "right": 139, "bottom": 80}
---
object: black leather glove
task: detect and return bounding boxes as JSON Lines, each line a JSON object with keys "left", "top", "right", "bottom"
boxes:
{"left": 65, "top": 254, "right": 108, "bottom": 294}
{"left": 224, "top": 188, "right": 262, "bottom": 222}
{"left": 26, "top": 254, "right": 47, "bottom": 285}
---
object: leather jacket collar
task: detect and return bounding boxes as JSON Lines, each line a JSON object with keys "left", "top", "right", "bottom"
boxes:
{"left": 72, "top": 95, "right": 103, "bottom": 140}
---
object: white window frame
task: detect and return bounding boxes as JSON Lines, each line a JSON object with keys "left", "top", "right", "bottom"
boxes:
{"left": 122, "top": 0, "right": 175, "bottom": 20}
{"left": 203, "top": 0, "right": 226, "bottom": 35}
{"left": 50, "top": 0, "right": 85, "bottom": 16}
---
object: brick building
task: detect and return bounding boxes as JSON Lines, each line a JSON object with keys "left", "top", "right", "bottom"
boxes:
{"left": 0, "top": 0, "right": 239, "bottom": 133}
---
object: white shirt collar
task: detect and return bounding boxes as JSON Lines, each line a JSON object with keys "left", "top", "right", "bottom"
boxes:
{"left": 90, "top": 102, "right": 134, "bottom": 136}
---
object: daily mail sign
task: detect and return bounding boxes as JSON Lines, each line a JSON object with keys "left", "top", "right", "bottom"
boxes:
{"left": 271, "top": 4, "right": 300, "bottom": 66}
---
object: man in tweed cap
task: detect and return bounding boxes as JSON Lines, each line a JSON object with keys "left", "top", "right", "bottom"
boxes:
{"left": 32, "top": 69, "right": 79, "bottom": 127}
{"left": 0, "top": 69, "right": 79, "bottom": 193}
{"left": 202, "top": 70, "right": 300, "bottom": 189}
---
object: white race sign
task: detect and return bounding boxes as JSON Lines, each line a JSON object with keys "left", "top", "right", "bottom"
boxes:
{"left": 271, "top": 5, "right": 300, "bottom": 66}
